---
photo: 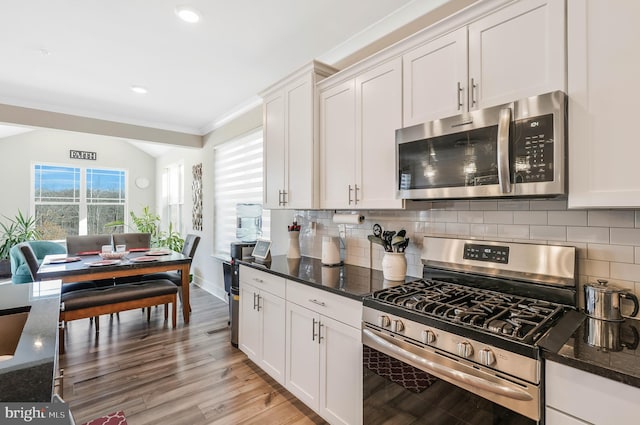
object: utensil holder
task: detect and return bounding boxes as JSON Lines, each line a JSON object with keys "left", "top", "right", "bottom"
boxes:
{"left": 287, "top": 231, "right": 301, "bottom": 259}
{"left": 382, "top": 252, "right": 407, "bottom": 281}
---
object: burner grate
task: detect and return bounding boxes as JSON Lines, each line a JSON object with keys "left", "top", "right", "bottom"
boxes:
{"left": 372, "top": 279, "right": 564, "bottom": 343}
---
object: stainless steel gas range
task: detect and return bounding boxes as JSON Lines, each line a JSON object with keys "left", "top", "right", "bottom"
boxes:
{"left": 362, "top": 236, "right": 577, "bottom": 425}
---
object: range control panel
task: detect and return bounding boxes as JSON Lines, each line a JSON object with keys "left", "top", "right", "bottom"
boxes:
{"left": 463, "top": 243, "right": 510, "bottom": 264}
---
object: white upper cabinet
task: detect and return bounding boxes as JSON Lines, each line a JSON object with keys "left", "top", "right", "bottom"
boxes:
{"left": 567, "top": 0, "right": 640, "bottom": 208}
{"left": 261, "top": 61, "right": 337, "bottom": 209}
{"left": 320, "top": 58, "right": 403, "bottom": 209}
{"left": 403, "top": 0, "right": 566, "bottom": 126}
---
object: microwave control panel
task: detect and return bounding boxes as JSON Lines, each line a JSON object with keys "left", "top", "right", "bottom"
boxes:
{"left": 513, "top": 113, "right": 554, "bottom": 183}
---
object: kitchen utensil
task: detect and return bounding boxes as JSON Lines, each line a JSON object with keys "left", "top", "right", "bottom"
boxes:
{"left": 584, "top": 279, "right": 640, "bottom": 321}
{"left": 372, "top": 224, "right": 382, "bottom": 237}
{"left": 367, "top": 235, "right": 385, "bottom": 247}
{"left": 397, "top": 238, "right": 409, "bottom": 253}
{"left": 391, "top": 235, "right": 405, "bottom": 247}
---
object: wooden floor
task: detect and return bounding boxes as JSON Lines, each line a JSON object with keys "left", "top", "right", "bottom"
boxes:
{"left": 60, "top": 285, "right": 327, "bottom": 425}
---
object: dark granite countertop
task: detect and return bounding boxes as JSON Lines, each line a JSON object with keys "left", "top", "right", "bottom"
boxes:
{"left": 540, "top": 309, "right": 640, "bottom": 388}
{"left": 0, "top": 281, "right": 61, "bottom": 402}
{"left": 238, "top": 255, "right": 417, "bottom": 301}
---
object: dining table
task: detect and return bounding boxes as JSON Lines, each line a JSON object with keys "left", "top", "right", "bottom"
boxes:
{"left": 37, "top": 249, "right": 193, "bottom": 323}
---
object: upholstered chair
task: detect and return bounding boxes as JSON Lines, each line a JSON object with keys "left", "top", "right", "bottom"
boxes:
{"left": 10, "top": 240, "right": 66, "bottom": 283}
{"left": 65, "top": 234, "right": 113, "bottom": 255}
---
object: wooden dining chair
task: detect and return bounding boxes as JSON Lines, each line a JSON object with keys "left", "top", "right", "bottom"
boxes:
{"left": 143, "top": 234, "right": 200, "bottom": 310}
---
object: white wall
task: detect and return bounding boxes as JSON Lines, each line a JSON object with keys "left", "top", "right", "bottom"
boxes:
{"left": 0, "top": 128, "right": 155, "bottom": 222}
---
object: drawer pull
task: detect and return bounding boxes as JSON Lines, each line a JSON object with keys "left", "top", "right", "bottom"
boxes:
{"left": 253, "top": 278, "right": 264, "bottom": 283}
{"left": 309, "top": 299, "right": 326, "bottom": 307}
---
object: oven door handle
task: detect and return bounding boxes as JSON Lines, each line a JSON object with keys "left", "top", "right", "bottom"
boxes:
{"left": 363, "top": 328, "right": 533, "bottom": 402}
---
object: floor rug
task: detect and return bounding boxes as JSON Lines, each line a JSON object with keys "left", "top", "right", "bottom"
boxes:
{"left": 81, "top": 411, "right": 128, "bottom": 425}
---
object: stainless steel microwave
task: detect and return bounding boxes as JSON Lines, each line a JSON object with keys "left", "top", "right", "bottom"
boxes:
{"left": 396, "top": 91, "right": 567, "bottom": 200}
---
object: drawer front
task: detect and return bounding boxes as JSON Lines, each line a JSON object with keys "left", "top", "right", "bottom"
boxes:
{"left": 239, "top": 266, "right": 285, "bottom": 298}
{"left": 286, "top": 280, "right": 361, "bottom": 328}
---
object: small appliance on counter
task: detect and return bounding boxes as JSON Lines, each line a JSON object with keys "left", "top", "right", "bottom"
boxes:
{"left": 584, "top": 279, "right": 639, "bottom": 321}
{"left": 321, "top": 236, "right": 341, "bottom": 266}
{"left": 226, "top": 241, "right": 256, "bottom": 347}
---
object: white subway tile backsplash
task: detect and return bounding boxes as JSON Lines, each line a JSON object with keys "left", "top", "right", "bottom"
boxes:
{"left": 445, "top": 222, "right": 470, "bottom": 236}
{"left": 582, "top": 259, "right": 610, "bottom": 277}
{"left": 470, "top": 224, "right": 498, "bottom": 238}
{"left": 588, "top": 210, "right": 635, "bottom": 228}
{"left": 497, "top": 200, "right": 530, "bottom": 211}
{"left": 567, "top": 226, "right": 610, "bottom": 244}
{"left": 548, "top": 211, "right": 588, "bottom": 226}
{"left": 530, "top": 226, "right": 566, "bottom": 241}
{"left": 296, "top": 205, "right": 640, "bottom": 296}
{"left": 458, "top": 211, "right": 484, "bottom": 223}
{"left": 498, "top": 224, "right": 530, "bottom": 239}
{"left": 513, "top": 211, "right": 548, "bottom": 225}
{"left": 611, "top": 262, "right": 640, "bottom": 282}
{"left": 587, "top": 244, "right": 635, "bottom": 263}
{"left": 610, "top": 228, "right": 640, "bottom": 246}
{"left": 484, "top": 211, "right": 513, "bottom": 224}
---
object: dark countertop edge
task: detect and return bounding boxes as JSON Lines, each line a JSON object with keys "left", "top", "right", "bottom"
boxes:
{"left": 238, "top": 258, "right": 367, "bottom": 301}
{"left": 539, "top": 310, "right": 640, "bottom": 389}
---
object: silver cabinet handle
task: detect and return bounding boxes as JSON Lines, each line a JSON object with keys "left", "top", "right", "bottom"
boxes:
{"left": 470, "top": 78, "right": 478, "bottom": 107}
{"left": 253, "top": 292, "right": 258, "bottom": 310}
{"left": 278, "top": 190, "right": 283, "bottom": 206}
{"left": 282, "top": 190, "right": 288, "bottom": 206}
{"left": 318, "top": 322, "right": 324, "bottom": 344}
{"left": 354, "top": 184, "right": 360, "bottom": 205}
{"left": 497, "top": 107, "right": 512, "bottom": 194}
{"left": 256, "top": 294, "right": 262, "bottom": 311}
{"left": 309, "top": 299, "right": 326, "bottom": 307}
{"left": 253, "top": 277, "right": 264, "bottom": 283}
{"left": 312, "top": 317, "right": 318, "bottom": 341}
{"left": 348, "top": 185, "right": 353, "bottom": 205}
{"left": 457, "top": 82, "right": 463, "bottom": 110}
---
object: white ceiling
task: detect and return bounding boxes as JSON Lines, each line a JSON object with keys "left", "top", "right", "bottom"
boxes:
{"left": 0, "top": 0, "right": 451, "bottom": 141}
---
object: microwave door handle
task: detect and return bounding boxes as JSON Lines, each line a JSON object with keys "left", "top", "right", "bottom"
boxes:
{"left": 497, "top": 108, "right": 512, "bottom": 193}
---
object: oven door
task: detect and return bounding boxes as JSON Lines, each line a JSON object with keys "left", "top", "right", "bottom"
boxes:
{"left": 363, "top": 326, "right": 540, "bottom": 425}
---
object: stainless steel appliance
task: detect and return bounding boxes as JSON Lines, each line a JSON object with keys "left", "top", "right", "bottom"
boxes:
{"left": 396, "top": 91, "right": 566, "bottom": 200}
{"left": 584, "top": 279, "right": 639, "bottom": 321}
{"left": 227, "top": 241, "right": 255, "bottom": 347}
{"left": 362, "top": 236, "right": 577, "bottom": 424}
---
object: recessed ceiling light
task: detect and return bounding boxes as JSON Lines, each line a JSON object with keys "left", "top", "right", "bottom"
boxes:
{"left": 175, "top": 5, "right": 201, "bottom": 23}
{"left": 130, "top": 85, "right": 148, "bottom": 94}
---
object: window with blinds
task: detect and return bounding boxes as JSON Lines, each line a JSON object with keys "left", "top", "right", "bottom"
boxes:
{"left": 213, "top": 129, "right": 270, "bottom": 255}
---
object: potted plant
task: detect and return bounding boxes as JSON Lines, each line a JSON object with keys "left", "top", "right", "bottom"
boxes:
{"left": 0, "top": 211, "right": 42, "bottom": 277}
{"left": 106, "top": 206, "right": 184, "bottom": 252}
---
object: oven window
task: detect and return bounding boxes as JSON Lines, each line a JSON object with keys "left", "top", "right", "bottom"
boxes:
{"left": 398, "top": 125, "right": 499, "bottom": 191}
{"left": 363, "top": 346, "right": 535, "bottom": 425}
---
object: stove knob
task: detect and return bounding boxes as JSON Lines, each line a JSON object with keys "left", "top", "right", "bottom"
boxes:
{"left": 421, "top": 329, "right": 436, "bottom": 344}
{"left": 479, "top": 348, "right": 496, "bottom": 366}
{"left": 378, "top": 315, "right": 391, "bottom": 328}
{"left": 457, "top": 341, "right": 474, "bottom": 358}
{"left": 391, "top": 319, "right": 404, "bottom": 333}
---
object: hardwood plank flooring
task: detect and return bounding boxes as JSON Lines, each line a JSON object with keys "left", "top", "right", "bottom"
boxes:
{"left": 60, "top": 285, "right": 327, "bottom": 425}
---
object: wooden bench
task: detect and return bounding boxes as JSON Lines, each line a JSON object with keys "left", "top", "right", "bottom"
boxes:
{"left": 59, "top": 279, "right": 178, "bottom": 353}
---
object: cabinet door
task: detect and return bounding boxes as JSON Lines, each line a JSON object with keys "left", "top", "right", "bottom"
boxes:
{"left": 263, "top": 93, "right": 286, "bottom": 209}
{"left": 468, "top": 0, "right": 565, "bottom": 109}
{"left": 238, "top": 282, "right": 261, "bottom": 361}
{"left": 285, "top": 301, "right": 320, "bottom": 411}
{"left": 285, "top": 76, "right": 316, "bottom": 209}
{"left": 545, "top": 407, "right": 589, "bottom": 425}
{"left": 568, "top": 0, "right": 640, "bottom": 208}
{"left": 258, "top": 291, "right": 286, "bottom": 385}
{"left": 356, "top": 58, "right": 404, "bottom": 209}
{"left": 319, "top": 316, "right": 362, "bottom": 425}
{"left": 320, "top": 79, "right": 356, "bottom": 209}
{"left": 403, "top": 27, "right": 468, "bottom": 125}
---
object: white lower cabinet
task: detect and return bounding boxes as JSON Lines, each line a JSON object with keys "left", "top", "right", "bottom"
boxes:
{"left": 286, "top": 282, "right": 362, "bottom": 425}
{"left": 238, "top": 266, "right": 286, "bottom": 385}
{"left": 545, "top": 360, "right": 640, "bottom": 425}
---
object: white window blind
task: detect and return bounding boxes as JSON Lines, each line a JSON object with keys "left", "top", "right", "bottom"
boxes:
{"left": 214, "top": 129, "right": 270, "bottom": 255}
{"left": 162, "top": 162, "right": 184, "bottom": 235}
